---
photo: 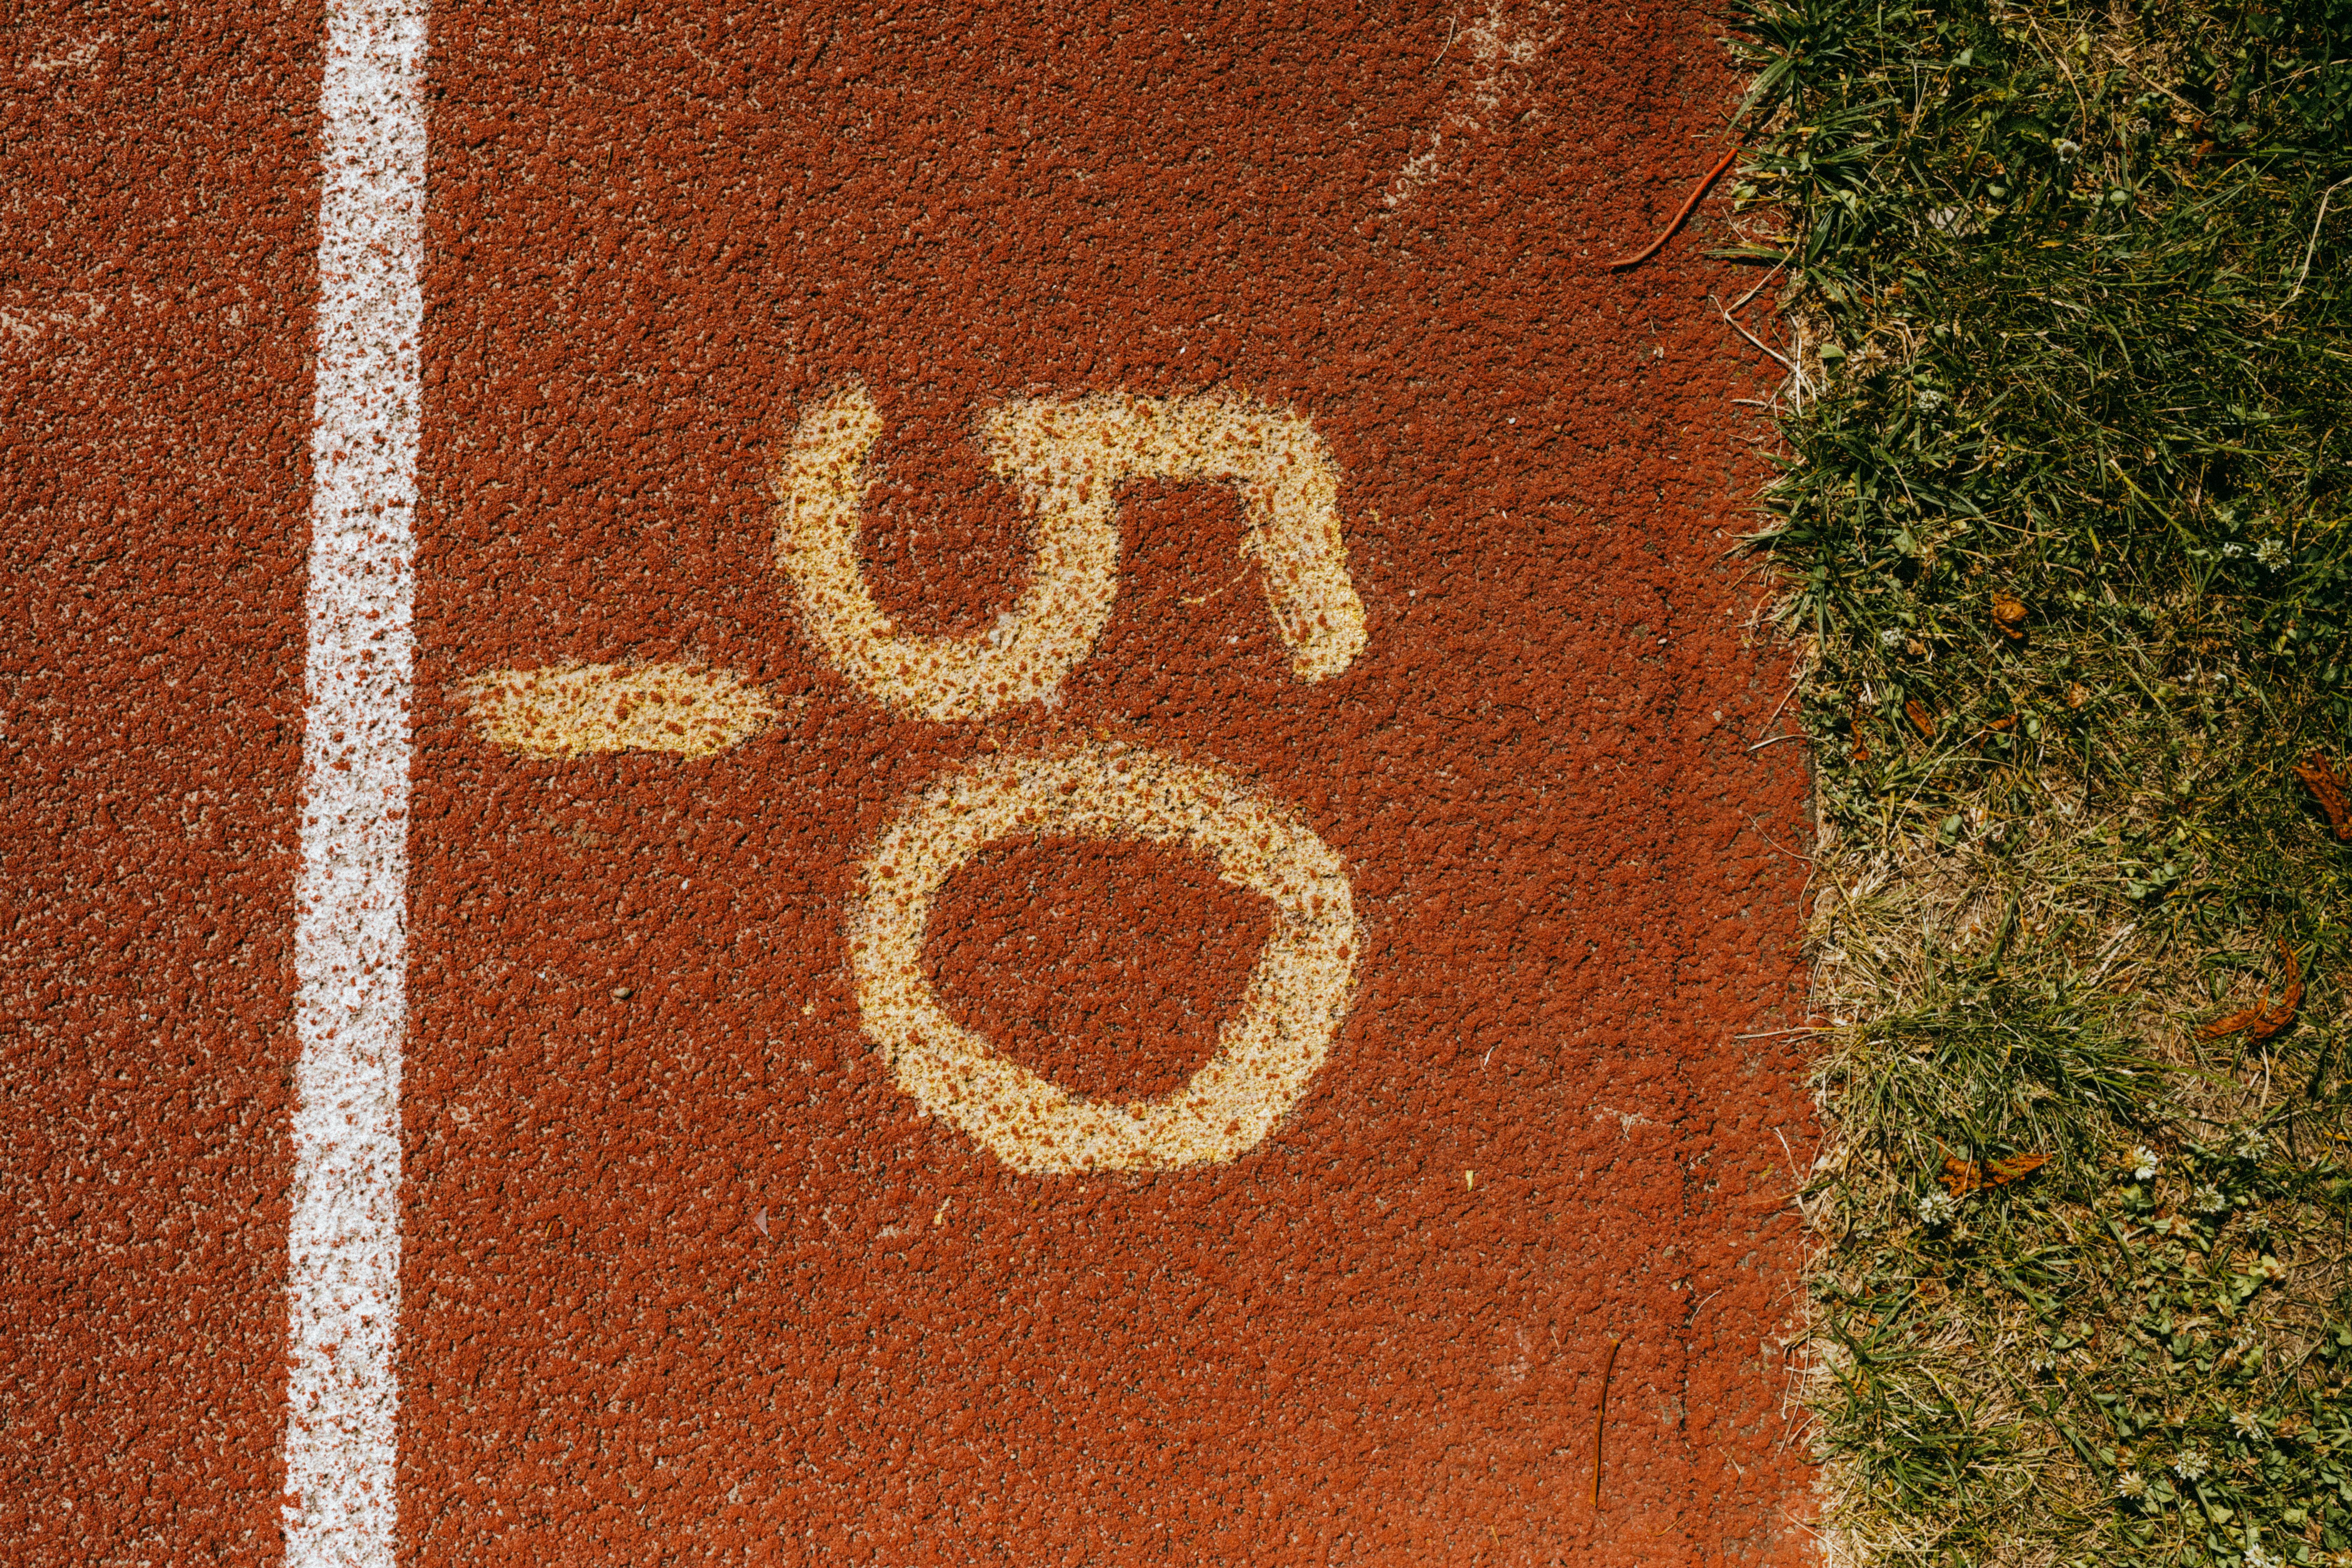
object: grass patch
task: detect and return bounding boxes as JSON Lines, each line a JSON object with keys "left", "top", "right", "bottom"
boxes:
{"left": 1721, "top": 0, "right": 2352, "bottom": 1562}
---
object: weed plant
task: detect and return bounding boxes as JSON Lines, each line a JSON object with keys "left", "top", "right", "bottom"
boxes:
{"left": 1723, "top": 0, "right": 2352, "bottom": 1563}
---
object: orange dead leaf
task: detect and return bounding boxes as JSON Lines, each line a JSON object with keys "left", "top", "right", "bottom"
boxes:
{"left": 2198, "top": 1004, "right": 2264, "bottom": 1042}
{"left": 2295, "top": 752, "right": 2352, "bottom": 841}
{"left": 1991, "top": 593, "right": 2028, "bottom": 640}
{"left": 2250, "top": 941, "right": 2304, "bottom": 1042}
{"left": 1905, "top": 698, "right": 1937, "bottom": 739}
{"left": 1940, "top": 1149, "right": 2051, "bottom": 1196}
{"left": 2196, "top": 938, "right": 2304, "bottom": 1042}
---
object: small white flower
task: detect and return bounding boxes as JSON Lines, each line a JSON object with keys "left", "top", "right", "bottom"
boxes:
{"left": 2224, "top": 541, "right": 2246, "bottom": 559}
{"left": 2054, "top": 138, "right": 2082, "bottom": 162}
{"left": 2128, "top": 1145, "right": 2161, "bottom": 1180}
{"left": 2246, "top": 1545, "right": 2283, "bottom": 1568}
{"left": 2232, "top": 1408, "right": 2266, "bottom": 1439}
{"left": 2255, "top": 537, "right": 2288, "bottom": 570}
{"left": 2235, "top": 1128, "right": 2272, "bottom": 1160}
{"left": 1880, "top": 627, "right": 1907, "bottom": 648}
{"left": 2192, "top": 1184, "right": 2228, "bottom": 1215}
{"left": 2173, "top": 1447, "right": 2211, "bottom": 1480}
{"left": 2115, "top": 1468, "right": 2149, "bottom": 1498}
{"left": 1917, "top": 1188, "right": 1959, "bottom": 1227}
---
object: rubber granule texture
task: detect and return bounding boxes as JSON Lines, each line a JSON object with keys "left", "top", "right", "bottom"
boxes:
{"left": 1, "top": 6, "right": 323, "bottom": 1563}
{"left": 2, "top": 2, "right": 1818, "bottom": 1564}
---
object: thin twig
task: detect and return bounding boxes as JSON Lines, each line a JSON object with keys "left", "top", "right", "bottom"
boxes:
{"left": 2243, "top": 56, "right": 2352, "bottom": 100}
{"left": 1714, "top": 296, "right": 1797, "bottom": 370}
{"left": 1746, "top": 814, "right": 1816, "bottom": 867}
{"left": 2019, "top": 12, "right": 2090, "bottom": 131}
{"left": 1752, "top": 678, "right": 1801, "bottom": 741}
{"left": 1609, "top": 144, "right": 1743, "bottom": 271}
{"left": 1591, "top": 1337, "right": 1621, "bottom": 1508}
{"left": 2083, "top": 920, "right": 2142, "bottom": 989}
{"left": 2270, "top": 176, "right": 2351, "bottom": 322}
{"left": 1728, "top": 254, "right": 1789, "bottom": 315}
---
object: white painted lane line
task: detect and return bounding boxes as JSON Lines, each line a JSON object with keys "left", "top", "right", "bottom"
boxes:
{"left": 287, "top": 2, "right": 428, "bottom": 1563}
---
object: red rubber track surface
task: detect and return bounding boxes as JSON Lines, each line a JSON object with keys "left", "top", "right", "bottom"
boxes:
{"left": 1, "top": 6, "right": 322, "bottom": 1561}
{"left": 2, "top": 2, "right": 1817, "bottom": 1563}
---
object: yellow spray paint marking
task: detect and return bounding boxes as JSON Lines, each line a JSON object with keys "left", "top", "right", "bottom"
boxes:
{"left": 462, "top": 383, "right": 1373, "bottom": 1174}
{"left": 464, "top": 661, "right": 775, "bottom": 760}
{"left": 775, "top": 381, "right": 1368, "bottom": 721}
{"left": 848, "top": 741, "right": 1357, "bottom": 1174}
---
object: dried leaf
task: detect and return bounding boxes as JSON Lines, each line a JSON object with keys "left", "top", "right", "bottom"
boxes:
{"left": 2295, "top": 752, "right": 2352, "bottom": 841}
{"left": 1905, "top": 698, "right": 1937, "bottom": 739}
{"left": 2066, "top": 681, "right": 2088, "bottom": 709}
{"left": 2196, "top": 938, "right": 2304, "bottom": 1042}
{"left": 1940, "top": 1149, "right": 2051, "bottom": 1196}
{"left": 2196, "top": 1002, "right": 2265, "bottom": 1041}
{"left": 2250, "top": 941, "right": 2304, "bottom": 1042}
{"left": 1986, "top": 1150, "right": 2051, "bottom": 1184}
{"left": 1991, "top": 593, "right": 2028, "bottom": 640}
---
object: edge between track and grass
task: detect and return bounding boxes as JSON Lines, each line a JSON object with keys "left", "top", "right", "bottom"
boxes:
{"left": 1717, "top": 2, "right": 2352, "bottom": 1564}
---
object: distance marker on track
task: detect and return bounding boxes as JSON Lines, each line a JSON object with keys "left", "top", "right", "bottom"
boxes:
{"left": 3, "top": 3, "right": 1816, "bottom": 1562}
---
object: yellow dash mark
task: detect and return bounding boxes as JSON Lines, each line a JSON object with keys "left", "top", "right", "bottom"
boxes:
{"left": 1465, "top": 1169, "right": 1476, "bottom": 1190}
{"left": 464, "top": 661, "right": 775, "bottom": 761}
